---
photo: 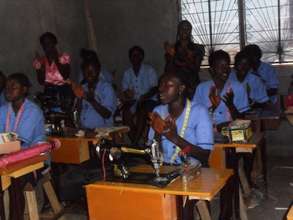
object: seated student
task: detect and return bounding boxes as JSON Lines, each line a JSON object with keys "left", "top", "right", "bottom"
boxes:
{"left": 243, "top": 44, "right": 279, "bottom": 103}
{"left": 148, "top": 70, "right": 234, "bottom": 220}
{"left": 33, "top": 32, "right": 72, "bottom": 111}
{"left": 121, "top": 46, "right": 159, "bottom": 143}
{"left": 229, "top": 50, "right": 269, "bottom": 108}
{"left": 0, "top": 71, "right": 6, "bottom": 106}
{"left": 0, "top": 73, "right": 45, "bottom": 220}
{"left": 193, "top": 50, "right": 250, "bottom": 129}
{"left": 79, "top": 48, "right": 113, "bottom": 84}
{"left": 79, "top": 59, "right": 116, "bottom": 129}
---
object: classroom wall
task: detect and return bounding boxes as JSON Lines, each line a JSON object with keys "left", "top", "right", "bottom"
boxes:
{"left": 0, "top": 0, "right": 88, "bottom": 92}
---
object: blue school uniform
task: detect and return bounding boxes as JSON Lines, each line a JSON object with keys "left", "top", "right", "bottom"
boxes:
{"left": 122, "top": 64, "right": 158, "bottom": 100}
{"left": 193, "top": 78, "right": 250, "bottom": 125}
{"left": 253, "top": 61, "right": 279, "bottom": 103}
{"left": 148, "top": 101, "right": 214, "bottom": 164}
{"left": 229, "top": 70, "right": 269, "bottom": 104}
{"left": 80, "top": 81, "right": 117, "bottom": 129}
{"left": 0, "top": 92, "right": 6, "bottom": 107}
{"left": 0, "top": 99, "right": 45, "bottom": 148}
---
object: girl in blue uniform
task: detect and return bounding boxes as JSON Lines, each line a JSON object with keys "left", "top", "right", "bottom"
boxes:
{"left": 0, "top": 73, "right": 45, "bottom": 220}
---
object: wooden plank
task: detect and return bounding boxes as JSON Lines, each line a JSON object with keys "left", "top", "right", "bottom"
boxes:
{"left": 24, "top": 184, "right": 39, "bottom": 220}
{"left": 86, "top": 186, "right": 177, "bottom": 220}
{"left": 196, "top": 200, "right": 212, "bottom": 220}
{"left": 86, "top": 167, "right": 233, "bottom": 201}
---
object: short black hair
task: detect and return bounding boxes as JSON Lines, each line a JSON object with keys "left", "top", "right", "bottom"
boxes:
{"left": 40, "top": 32, "right": 58, "bottom": 45}
{"left": 81, "top": 59, "right": 100, "bottom": 71}
{"left": 80, "top": 48, "right": 100, "bottom": 63}
{"left": 234, "top": 50, "right": 251, "bottom": 66}
{"left": 7, "top": 73, "right": 31, "bottom": 88}
{"left": 243, "top": 44, "right": 262, "bottom": 60}
{"left": 128, "top": 46, "right": 145, "bottom": 59}
{"left": 208, "top": 50, "right": 231, "bottom": 67}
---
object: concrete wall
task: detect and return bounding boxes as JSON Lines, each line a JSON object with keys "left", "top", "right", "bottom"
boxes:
{"left": 90, "top": 0, "right": 179, "bottom": 86}
{"left": 0, "top": 0, "right": 87, "bottom": 92}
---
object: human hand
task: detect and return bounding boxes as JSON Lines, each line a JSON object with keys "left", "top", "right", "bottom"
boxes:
{"left": 162, "top": 116, "right": 178, "bottom": 142}
{"left": 222, "top": 89, "right": 234, "bottom": 108}
{"left": 209, "top": 86, "right": 221, "bottom": 111}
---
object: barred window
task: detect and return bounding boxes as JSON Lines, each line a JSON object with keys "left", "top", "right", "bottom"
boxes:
{"left": 181, "top": 0, "right": 293, "bottom": 64}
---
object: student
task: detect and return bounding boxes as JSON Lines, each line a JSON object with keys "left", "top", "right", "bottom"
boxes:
{"left": 0, "top": 71, "right": 6, "bottom": 106}
{"left": 0, "top": 73, "right": 45, "bottom": 220}
{"left": 243, "top": 44, "right": 279, "bottom": 103}
{"left": 165, "top": 20, "right": 205, "bottom": 98}
{"left": 121, "top": 46, "right": 158, "bottom": 143}
{"left": 193, "top": 50, "right": 250, "bottom": 129}
{"left": 33, "top": 32, "right": 72, "bottom": 111}
{"left": 148, "top": 70, "right": 235, "bottom": 220}
{"left": 229, "top": 50, "right": 269, "bottom": 108}
{"left": 79, "top": 48, "right": 113, "bottom": 84}
{"left": 79, "top": 60, "right": 116, "bottom": 129}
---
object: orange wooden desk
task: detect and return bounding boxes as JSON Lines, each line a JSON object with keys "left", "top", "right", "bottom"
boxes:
{"left": 288, "top": 205, "right": 293, "bottom": 220}
{"left": 86, "top": 166, "right": 233, "bottom": 220}
{"left": 0, "top": 155, "right": 47, "bottom": 191}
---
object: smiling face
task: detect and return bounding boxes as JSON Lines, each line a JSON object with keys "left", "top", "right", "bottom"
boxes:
{"left": 158, "top": 74, "right": 185, "bottom": 105}
{"left": 211, "top": 58, "right": 231, "bottom": 83}
{"left": 5, "top": 79, "right": 27, "bottom": 102}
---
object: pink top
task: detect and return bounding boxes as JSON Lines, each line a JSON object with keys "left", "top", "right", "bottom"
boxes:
{"left": 33, "top": 53, "right": 70, "bottom": 85}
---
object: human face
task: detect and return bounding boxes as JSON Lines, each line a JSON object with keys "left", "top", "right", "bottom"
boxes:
{"left": 83, "top": 64, "right": 100, "bottom": 85}
{"left": 41, "top": 37, "right": 57, "bottom": 56}
{"left": 5, "top": 80, "right": 27, "bottom": 102}
{"left": 235, "top": 57, "right": 251, "bottom": 79}
{"left": 178, "top": 21, "right": 192, "bottom": 41}
{"left": 211, "top": 59, "right": 231, "bottom": 82}
{"left": 130, "top": 49, "right": 143, "bottom": 66}
{"left": 159, "top": 75, "right": 185, "bottom": 105}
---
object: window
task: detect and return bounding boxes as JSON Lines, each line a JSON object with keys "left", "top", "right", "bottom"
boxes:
{"left": 181, "top": 0, "right": 293, "bottom": 64}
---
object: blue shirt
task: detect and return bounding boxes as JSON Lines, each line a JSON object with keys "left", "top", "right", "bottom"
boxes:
{"left": 229, "top": 70, "right": 269, "bottom": 104}
{"left": 148, "top": 102, "right": 214, "bottom": 164}
{"left": 193, "top": 78, "right": 250, "bottom": 125}
{"left": 80, "top": 81, "right": 117, "bottom": 129}
{"left": 0, "top": 99, "right": 45, "bottom": 148}
{"left": 253, "top": 62, "right": 279, "bottom": 103}
{"left": 122, "top": 64, "right": 158, "bottom": 100}
{"left": 0, "top": 92, "right": 6, "bottom": 107}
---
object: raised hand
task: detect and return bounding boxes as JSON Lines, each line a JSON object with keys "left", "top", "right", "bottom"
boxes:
{"left": 209, "top": 86, "right": 221, "bottom": 111}
{"left": 222, "top": 89, "right": 234, "bottom": 108}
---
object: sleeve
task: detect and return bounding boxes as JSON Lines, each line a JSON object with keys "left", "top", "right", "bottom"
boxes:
{"left": 233, "top": 83, "right": 250, "bottom": 113}
{"left": 122, "top": 70, "right": 130, "bottom": 92}
{"left": 148, "top": 66, "right": 158, "bottom": 88}
{"left": 266, "top": 65, "right": 279, "bottom": 89}
{"left": 31, "top": 110, "right": 46, "bottom": 144}
{"left": 0, "top": 106, "right": 6, "bottom": 133}
{"left": 194, "top": 106, "right": 214, "bottom": 150}
{"left": 59, "top": 53, "right": 71, "bottom": 65}
{"left": 250, "top": 76, "right": 269, "bottom": 103}
{"left": 100, "top": 83, "right": 117, "bottom": 114}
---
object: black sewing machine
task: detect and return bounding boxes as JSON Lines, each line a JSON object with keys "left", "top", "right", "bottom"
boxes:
{"left": 95, "top": 139, "right": 201, "bottom": 188}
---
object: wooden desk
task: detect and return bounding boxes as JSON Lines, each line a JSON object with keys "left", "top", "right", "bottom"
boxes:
{"left": 288, "top": 205, "right": 293, "bottom": 220}
{"left": 0, "top": 155, "right": 47, "bottom": 191}
{"left": 49, "top": 126, "right": 129, "bottom": 164}
{"left": 86, "top": 167, "right": 233, "bottom": 220}
{"left": 245, "top": 109, "right": 280, "bottom": 130}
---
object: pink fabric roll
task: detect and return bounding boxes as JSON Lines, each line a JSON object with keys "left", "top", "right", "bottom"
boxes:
{"left": 0, "top": 139, "right": 60, "bottom": 169}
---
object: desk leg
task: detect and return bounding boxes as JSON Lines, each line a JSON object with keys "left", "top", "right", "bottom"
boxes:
{"left": 196, "top": 200, "right": 211, "bottom": 220}
{"left": 0, "top": 190, "right": 5, "bottom": 220}
{"left": 24, "top": 184, "right": 39, "bottom": 220}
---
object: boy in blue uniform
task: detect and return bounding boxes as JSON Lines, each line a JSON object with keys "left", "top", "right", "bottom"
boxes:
{"left": 229, "top": 50, "right": 269, "bottom": 108}
{"left": 193, "top": 50, "right": 250, "bottom": 129}
{"left": 80, "top": 60, "right": 116, "bottom": 129}
{"left": 243, "top": 44, "right": 279, "bottom": 103}
{"left": 0, "top": 73, "right": 45, "bottom": 220}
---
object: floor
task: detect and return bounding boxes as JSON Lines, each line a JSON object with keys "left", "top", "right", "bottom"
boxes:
{"left": 60, "top": 120, "right": 293, "bottom": 220}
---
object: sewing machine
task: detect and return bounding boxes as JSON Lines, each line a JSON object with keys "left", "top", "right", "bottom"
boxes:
{"left": 96, "top": 139, "right": 201, "bottom": 187}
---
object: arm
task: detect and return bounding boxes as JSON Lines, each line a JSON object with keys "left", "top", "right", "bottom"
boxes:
{"left": 33, "top": 58, "right": 46, "bottom": 85}
{"left": 55, "top": 53, "right": 71, "bottom": 80}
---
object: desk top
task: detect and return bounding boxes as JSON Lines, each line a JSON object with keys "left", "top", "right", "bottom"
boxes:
{"left": 288, "top": 205, "right": 293, "bottom": 220}
{"left": 214, "top": 132, "right": 264, "bottom": 149}
{"left": 86, "top": 166, "right": 233, "bottom": 201}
